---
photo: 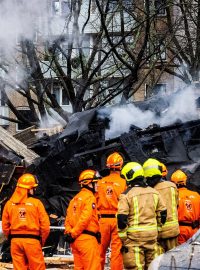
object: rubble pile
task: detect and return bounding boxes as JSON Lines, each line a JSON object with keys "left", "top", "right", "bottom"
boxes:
{"left": 1, "top": 100, "right": 200, "bottom": 262}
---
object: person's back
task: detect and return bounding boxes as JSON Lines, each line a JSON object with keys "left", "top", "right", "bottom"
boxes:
{"left": 154, "top": 181, "right": 179, "bottom": 240}
{"left": 96, "top": 152, "right": 126, "bottom": 270}
{"left": 65, "top": 169, "right": 101, "bottom": 270}
{"left": 178, "top": 187, "right": 200, "bottom": 243}
{"left": 117, "top": 162, "right": 167, "bottom": 270}
{"left": 118, "top": 186, "right": 166, "bottom": 242}
{"left": 143, "top": 159, "right": 179, "bottom": 252}
{"left": 2, "top": 173, "right": 50, "bottom": 270}
{"left": 3, "top": 197, "right": 50, "bottom": 242}
{"left": 97, "top": 172, "right": 126, "bottom": 215}
{"left": 171, "top": 169, "right": 200, "bottom": 244}
{"left": 66, "top": 188, "right": 100, "bottom": 237}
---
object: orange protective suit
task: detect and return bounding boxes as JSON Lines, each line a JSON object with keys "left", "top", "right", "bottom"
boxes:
{"left": 65, "top": 187, "right": 101, "bottom": 270}
{"left": 2, "top": 187, "right": 50, "bottom": 270}
{"left": 177, "top": 187, "right": 200, "bottom": 244}
{"left": 96, "top": 171, "right": 126, "bottom": 270}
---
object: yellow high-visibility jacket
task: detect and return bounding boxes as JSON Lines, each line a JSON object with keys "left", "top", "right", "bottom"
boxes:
{"left": 117, "top": 186, "right": 166, "bottom": 242}
{"left": 154, "top": 180, "right": 180, "bottom": 238}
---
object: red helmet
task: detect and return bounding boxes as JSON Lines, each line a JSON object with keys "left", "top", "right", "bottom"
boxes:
{"left": 17, "top": 173, "right": 38, "bottom": 189}
{"left": 106, "top": 152, "right": 123, "bottom": 170}
{"left": 79, "top": 169, "right": 101, "bottom": 186}
{"left": 171, "top": 170, "right": 187, "bottom": 185}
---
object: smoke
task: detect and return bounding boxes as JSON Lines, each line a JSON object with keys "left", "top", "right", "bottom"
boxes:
{"left": 0, "top": 0, "right": 69, "bottom": 80}
{"left": 36, "top": 109, "right": 66, "bottom": 138}
{"left": 0, "top": 0, "right": 48, "bottom": 56}
{"left": 99, "top": 86, "right": 199, "bottom": 139}
{"left": 99, "top": 104, "right": 156, "bottom": 139}
{"left": 0, "top": 0, "right": 49, "bottom": 90}
{"left": 160, "top": 87, "right": 198, "bottom": 126}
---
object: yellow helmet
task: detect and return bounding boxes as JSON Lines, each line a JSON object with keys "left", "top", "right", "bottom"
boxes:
{"left": 171, "top": 170, "right": 187, "bottom": 185}
{"left": 106, "top": 152, "right": 123, "bottom": 170}
{"left": 17, "top": 173, "right": 38, "bottom": 189}
{"left": 160, "top": 163, "right": 168, "bottom": 177}
{"left": 121, "top": 162, "right": 144, "bottom": 182}
{"left": 79, "top": 169, "right": 101, "bottom": 186}
{"left": 143, "top": 158, "right": 162, "bottom": 178}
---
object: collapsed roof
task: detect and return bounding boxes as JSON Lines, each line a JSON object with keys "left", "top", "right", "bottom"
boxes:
{"left": 0, "top": 126, "right": 39, "bottom": 204}
{"left": 25, "top": 104, "right": 200, "bottom": 217}
{"left": 1, "top": 90, "right": 200, "bottom": 217}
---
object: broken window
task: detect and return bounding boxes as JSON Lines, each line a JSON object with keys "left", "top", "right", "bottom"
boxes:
{"left": 16, "top": 108, "right": 35, "bottom": 131}
{"left": 152, "top": 83, "right": 166, "bottom": 96}
{"left": 52, "top": 85, "right": 69, "bottom": 106}
{"left": 145, "top": 83, "right": 167, "bottom": 97}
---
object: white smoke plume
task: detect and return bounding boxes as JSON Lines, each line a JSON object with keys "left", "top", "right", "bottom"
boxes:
{"left": 0, "top": 0, "right": 48, "bottom": 55}
{"left": 0, "top": 0, "right": 69, "bottom": 129}
{"left": 0, "top": 0, "right": 68, "bottom": 80}
{"left": 99, "top": 86, "right": 199, "bottom": 139}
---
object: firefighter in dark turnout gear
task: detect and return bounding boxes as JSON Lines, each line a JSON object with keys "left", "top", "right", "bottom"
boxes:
{"left": 117, "top": 162, "right": 167, "bottom": 270}
{"left": 143, "top": 159, "right": 179, "bottom": 252}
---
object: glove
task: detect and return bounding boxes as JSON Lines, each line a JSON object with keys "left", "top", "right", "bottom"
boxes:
{"left": 96, "top": 232, "right": 101, "bottom": 244}
{"left": 160, "top": 209, "right": 167, "bottom": 225}
{"left": 192, "top": 220, "right": 199, "bottom": 229}
{"left": 64, "top": 233, "right": 75, "bottom": 244}
{"left": 120, "top": 246, "right": 128, "bottom": 253}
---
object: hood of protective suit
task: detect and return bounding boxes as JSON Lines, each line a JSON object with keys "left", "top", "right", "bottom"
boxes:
{"left": 10, "top": 187, "right": 28, "bottom": 204}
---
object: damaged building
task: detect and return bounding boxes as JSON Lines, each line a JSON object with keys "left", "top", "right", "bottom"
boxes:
{"left": 1, "top": 98, "right": 200, "bottom": 220}
{"left": 1, "top": 99, "right": 200, "bottom": 267}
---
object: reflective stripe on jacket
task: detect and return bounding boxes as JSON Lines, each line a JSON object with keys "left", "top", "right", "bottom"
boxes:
{"left": 155, "top": 180, "right": 179, "bottom": 238}
{"left": 117, "top": 186, "right": 166, "bottom": 242}
{"left": 65, "top": 188, "right": 99, "bottom": 239}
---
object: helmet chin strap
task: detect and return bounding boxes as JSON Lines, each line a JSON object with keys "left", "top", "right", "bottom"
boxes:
{"left": 110, "top": 168, "right": 121, "bottom": 172}
{"left": 84, "top": 182, "right": 96, "bottom": 193}
{"left": 28, "top": 188, "right": 36, "bottom": 197}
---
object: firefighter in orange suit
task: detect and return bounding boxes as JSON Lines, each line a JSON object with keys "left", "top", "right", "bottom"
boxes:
{"left": 117, "top": 162, "right": 167, "bottom": 270}
{"left": 143, "top": 159, "right": 179, "bottom": 252}
{"left": 64, "top": 169, "right": 101, "bottom": 270}
{"left": 96, "top": 152, "right": 126, "bottom": 270}
{"left": 2, "top": 173, "right": 50, "bottom": 270}
{"left": 171, "top": 169, "right": 200, "bottom": 244}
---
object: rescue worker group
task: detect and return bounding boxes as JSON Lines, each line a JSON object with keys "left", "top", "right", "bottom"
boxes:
{"left": 2, "top": 152, "right": 200, "bottom": 270}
